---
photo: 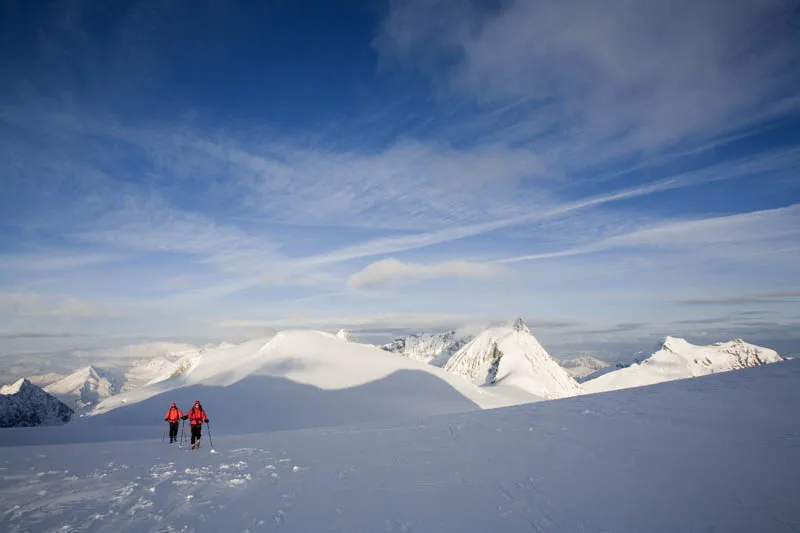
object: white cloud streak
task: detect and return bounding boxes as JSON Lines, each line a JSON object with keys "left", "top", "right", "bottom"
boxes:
{"left": 347, "top": 258, "right": 503, "bottom": 290}
{"left": 497, "top": 204, "right": 800, "bottom": 264}
{"left": 0, "top": 292, "right": 100, "bottom": 318}
{"left": 219, "top": 312, "right": 495, "bottom": 333}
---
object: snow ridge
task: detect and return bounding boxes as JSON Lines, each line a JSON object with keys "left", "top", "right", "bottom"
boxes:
{"left": 0, "top": 378, "right": 73, "bottom": 427}
{"left": 584, "top": 336, "right": 784, "bottom": 393}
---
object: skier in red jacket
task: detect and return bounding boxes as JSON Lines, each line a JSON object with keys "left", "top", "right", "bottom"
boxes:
{"left": 183, "top": 400, "right": 209, "bottom": 450}
{"left": 164, "top": 402, "right": 184, "bottom": 443}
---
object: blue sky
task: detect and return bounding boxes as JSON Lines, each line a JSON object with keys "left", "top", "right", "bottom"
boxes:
{"left": 1, "top": 0, "right": 799, "bottom": 358}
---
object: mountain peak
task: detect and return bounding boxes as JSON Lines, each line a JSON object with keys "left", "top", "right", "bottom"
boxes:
{"left": 512, "top": 317, "right": 530, "bottom": 334}
{"left": 0, "top": 378, "right": 73, "bottom": 427}
{"left": 0, "top": 378, "right": 30, "bottom": 395}
{"left": 336, "top": 329, "right": 351, "bottom": 341}
{"left": 660, "top": 336, "right": 690, "bottom": 352}
{"left": 584, "top": 337, "right": 784, "bottom": 394}
{"left": 444, "top": 326, "right": 582, "bottom": 399}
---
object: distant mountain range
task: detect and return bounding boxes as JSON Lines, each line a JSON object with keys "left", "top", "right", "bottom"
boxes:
{"left": 0, "top": 324, "right": 787, "bottom": 428}
{"left": 583, "top": 336, "right": 784, "bottom": 393}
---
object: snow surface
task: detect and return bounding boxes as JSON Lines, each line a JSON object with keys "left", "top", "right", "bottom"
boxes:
{"left": 444, "top": 320, "right": 582, "bottom": 399}
{"left": 382, "top": 330, "right": 473, "bottom": 367}
{"left": 335, "top": 329, "right": 351, "bottom": 341}
{"left": 0, "top": 361, "right": 798, "bottom": 532}
{"left": 0, "top": 378, "right": 73, "bottom": 427}
{"left": 44, "top": 366, "right": 119, "bottom": 410}
{"left": 584, "top": 336, "right": 784, "bottom": 393}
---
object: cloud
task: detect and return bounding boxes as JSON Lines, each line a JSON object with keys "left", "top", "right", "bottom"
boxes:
{"left": 0, "top": 331, "right": 93, "bottom": 340}
{"left": 0, "top": 252, "right": 125, "bottom": 272}
{"left": 497, "top": 203, "right": 800, "bottom": 264}
{"left": 678, "top": 291, "right": 800, "bottom": 305}
{"left": 307, "top": 168, "right": 751, "bottom": 267}
{"left": 220, "top": 312, "right": 495, "bottom": 333}
{"left": 347, "top": 258, "right": 503, "bottom": 290}
{"left": 0, "top": 292, "right": 99, "bottom": 318}
{"left": 219, "top": 312, "right": 582, "bottom": 336}
{"left": 378, "top": 0, "right": 800, "bottom": 150}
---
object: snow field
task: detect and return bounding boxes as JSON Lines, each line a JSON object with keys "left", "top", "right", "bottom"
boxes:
{"left": 1, "top": 360, "right": 798, "bottom": 532}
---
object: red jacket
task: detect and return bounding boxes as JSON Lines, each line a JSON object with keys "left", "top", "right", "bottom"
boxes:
{"left": 165, "top": 406, "right": 183, "bottom": 423}
{"left": 186, "top": 405, "right": 208, "bottom": 425}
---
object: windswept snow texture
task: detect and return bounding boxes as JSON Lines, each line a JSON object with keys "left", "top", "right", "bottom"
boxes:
{"left": 0, "top": 378, "right": 73, "bottom": 427}
{"left": 382, "top": 330, "right": 472, "bottom": 367}
{"left": 444, "top": 321, "right": 582, "bottom": 399}
{"left": 1, "top": 361, "right": 798, "bottom": 532}
{"left": 558, "top": 355, "right": 610, "bottom": 381}
{"left": 584, "top": 336, "right": 784, "bottom": 393}
{"left": 44, "top": 366, "right": 119, "bottom": 410}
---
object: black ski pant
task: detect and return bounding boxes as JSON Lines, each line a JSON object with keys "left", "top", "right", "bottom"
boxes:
{"left": 190, "top": 423, "right": 202, "bottom": 445}
{"left": 168, "top": 422, "right": 179, "bottom": 441}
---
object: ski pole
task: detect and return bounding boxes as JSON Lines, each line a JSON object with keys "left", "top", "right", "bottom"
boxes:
{"left": 180, "top": 420, "right": 185, "bottom": 446}
{"left": 162, "top": 421, "right": 166, "bottom": 442}
{"left": 206, "top": 421, "right": 213, "bottom": 447}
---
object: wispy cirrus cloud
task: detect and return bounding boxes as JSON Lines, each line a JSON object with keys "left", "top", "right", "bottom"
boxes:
{"left": 0, "top": 331, "right": 94, "bottom": 340}
{"left": 0, "top": 292, "right": 100, "bottom": 319}
{"left": 377, "top": 0, "right": 800, "bottom": 152}
{"left": 678, "top": 291, "right": 800, "bottom": 305}
{"left": 0, "top": 252, "right": 125, "bottom": 272}
{"left": 497, "top": 203, "right": 800, "bottom": 264}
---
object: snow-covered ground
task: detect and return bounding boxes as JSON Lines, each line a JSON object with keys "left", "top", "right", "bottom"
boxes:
{"left": 584, "top": 336, "right": 783, "bottom": 393}
{"left": 1, "top": 360, "right": 797, "bottom": 532}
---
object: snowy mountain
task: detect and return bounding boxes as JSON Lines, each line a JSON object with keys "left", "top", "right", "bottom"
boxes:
{"left": 381, "top": 330, "right": 473, "bottom": 367}
{"left": 0, "top": 378, "right": 73, "bottom": 427}
{"left": 583, "top": 336, "right": 784, "bottom": 393}
{"left": 43, "top": 366, "right": 120, "bottom": 410}
{"left": 88, "top": 330, "right": 537, "bottom": 431}
{"left": 557, "top": 355, "right": 611, "bottom": 381}
{"left": 443, "top": 318, "right": 582, "bottom": 399}
{"left": 336, "top": 329, "right": 351, "bottom": 341}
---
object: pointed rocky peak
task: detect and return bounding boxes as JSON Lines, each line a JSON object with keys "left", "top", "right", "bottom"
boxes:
{"left": 0, "top": 378, "right": 30, "bottom": 395}
{"left": 512, "top": 317, "right": 530, "bottom": 334}
{"left": 336, "top": 329, "right": 351, "bottom": 341}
